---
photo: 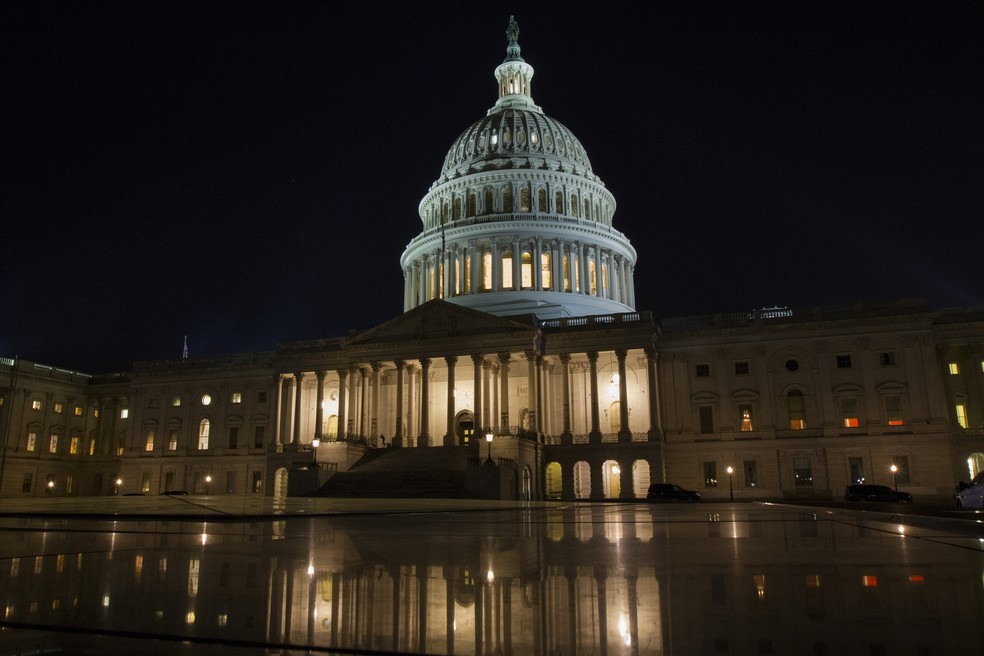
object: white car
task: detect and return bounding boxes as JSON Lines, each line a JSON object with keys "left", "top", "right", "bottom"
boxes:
{"left": 955, "top": 472, "right": 984, "bottom": 508}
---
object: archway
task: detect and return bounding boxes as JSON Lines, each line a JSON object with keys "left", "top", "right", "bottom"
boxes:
{"left": 573, "top": 461, "right": 591, "bottom": 499}
{"left": 545, "top": 462, "right": 562, "bottom": 500}
{"left": 455, "top": 410, "right": 475, "bottom": 445}
{"left": 609, "top": 401, "right": 621, "bottom": 433}
{"left": 966, "top": 453, "right": 984, "bottom": 479}
{"left": 274, "top": 467, "right": 289, "bottom": 502}
{"left": 633, "top": 459, "right": 652, "bottom": 498}
{"left": 603, "top": 459, "right": 621, "bottom": 499}
{"left": 522, "top": 465, "right": 533, "bottom": 500}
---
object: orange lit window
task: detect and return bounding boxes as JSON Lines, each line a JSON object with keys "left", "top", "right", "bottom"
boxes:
{"left": 805, "top": 575, "right": 821, "bottom": 588}
{"left": 862, "top": 575, "right": 878, "bottom": 587}
{"left": 843, "top": 417, "right": 859, "bottom": 428}
{"left": 908, "top": 575, "right": 924, "bottom": 583}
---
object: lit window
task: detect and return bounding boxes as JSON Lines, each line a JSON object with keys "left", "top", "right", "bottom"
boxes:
{"left": 588, "top": 259, "right": 597, "bottom": 294}
{"left": 787, "top": 390, "right": 806, "bottom": 429}
{"left": 541, "top": 251, "right": 551, "bottom": 289}
{"left": 949, "top": 362, "right": 960, "bottom": 375}
{"left": 31, "top": 400, "right": 42, "bottom": 411}
{"left": 70, "top": 436, "right": 79, "bottom": 455}
{"left": 908, "top": 575, "right": 925, "bottom": 583}
{"left": 794, "top": 458, "right": 813, "bottom": 486}
{"left": 862, "top": 575, "right": 878, "bottom": 588}
{"left": 734, "top": 361, "right": 749, "bottom": 376}
{"left": 956, "top": 403, "right": 968, "bottom": 429}
{"left": 753, "top": 574, "right": 766, "bottom": 604}
{"left": 836, "top": 354, "right": 852, "bottom": 369}
{"left": 120, "top": 409, "right": 128, "bottom": 419}
{"left": 885, "top": 396, "right": 904, "bottom": 426}
{"left": 88, "top": 438, "right": 96, "bottom": 456}
{"left": 54, "top": 403, "right": 63, "bottom": 414}
{"left": 841, "top": 398, "right": 860, "bottom": 428}
{"left": 74, "top": 406, "right": 83, "bottom": 416}
{"left": 501, "top": 252, "right": 514, "bottom": 289}
{"left": 168, "top": 430, "right": 178, "bottom": 451}
{"left": 805, "top": 575, "right": 821, "bottom": 588}
{"left": 49, "top": 434, "right": 58, "bottom": 453}
{"left": 198, "top": 419, "right": 210, "bottom": 450}
{"left": 739, "top": 404, "right": 754, "bottom": 432}
{"left": 231, "top": 392, "right": 242, "bottom": 404}
{"left": 144, "top": 430, "right": 155, "bottom": 452}
{"left": 26, "top": 432, "right": 37, "bottom": 452}
{"left": 201, "top": 394, "right": 211, "bottom": 406}
{"left": 171, "top": 396, "right": 181, "bottom": 407}
{"left": 695, "top": 364, "right": 711, "bottom": 378}
{"left": 482, "top": 251, "right": 493, "bottom": 290}
{"left": 520, "top": 251, "right": 533, "bottom": 289}
{"left": 93, "top": 408, "right": 99, "bottom": 418}
{"left": 703, "top": 462, "right": 718, "bottom": 487}
{"left": 879, "top": 352, "right": 896, "bottom": 366}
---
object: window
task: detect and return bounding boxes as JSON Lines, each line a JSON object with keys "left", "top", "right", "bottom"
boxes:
{"left": 225, "top": 471, "right": 236, "bottom": 494}
{"left": 501, "top": 252, "right": 514, "bottom": 289}
{"left": 171, "top": 396, "right": 181, "bottom": 407}
{"left": 841, "top": 398, "right": 860, "bottom": 428}
{"left": 849, "top": 457, "right": 865, "bottom": 484}
{"left": 734, "top": 361, "right": 749, "bottom": 375}
{"left": 231, "top": 392, "right": 242, "bottom": 404}
{"left": 744, "top": 460, "right": 758, "bottom": 487}
{"left": 49, "top": 434, "right": 58, "bottom": 454}
{"left": 695, "top": 364, "right": 710, "bottom": 378}
{"left": 32, "top": 400, "right": 42, "bottom": 411}
{"left": 698, "top": 406, "right": 714, "bottom": 434}
{"left": 26, "top": 432, "right": 37, "bottom": 452}
{"left": 520, "top": 251, "right": 533, "bottom": 288}
{"left": 793, "top": 457, "right": 813, "bottom": 486}
{"left": 200, "top": 394, "right": 211, "bottom": 406}
{"left": 93, "top": 408, "right": 99, "bottom": 418}
{"left": 787, "top": 390, "right": 806, "bottom": 429}
{"left": 54, "top": 403, "right": 63, "bottom": 414}
{"left": 752, "top": 574, "right": 767, "bottom": 605}
{"left": 141, "top": 473, "right": 151, "bottom": 494}
{"left": 836, "top": 355, "right": 852, "bottom": 369}
{"left": 956, "top": 403, "right": 969, "bottom": 429}
{"left": 948, "top": 362, "right": 960, "bottom": 375}
{"left": 198, "top": 419, "right": 210, "bottom": 450}
{"left": 65, "top": 475, "right": 74, "bottom": 494}
{"left": 879, "top": 352, "right": 896, "bottom": 366}
{"left": 885, "top": 396, "right": 904, "bottom": 426}
{"left": 739, "top": 404, "right": 754, "bottom": 432}
{"left": 74, "top": 406, "right": 83, "bottom": 416}
{"left": 257, "top": 391, "right": 267, "bottom": 403}
{"left": 149, "top": 398, "right": 159, "bottom": 409}
{"left": 785, "top": 359, "right": 799, "bottom": 372}
{"left": 253, "top": 426, "right": 265, "bottom": 449}
{"left": 251, "top": 471, "right": 263, "bottom": 493}
{"left": 89, "top": 437, "right": 96, "bottom": 456}
{"left": 892, "top": 456, "right": 911, "bottom": 484}
{"left": 22, "top": 473, "right": 33, "bottom": 494}
{"left": 228, "top": 427, "right": 239, "bottom": 450}
{"left": 144, "top": 430, "right": 155, "bottom": 452}
{"left": 703, "top": 462, "right": 718, "bottom": 487}
{"left": 120, "top": 409, "right": 128, "bottom": 419}
{"left": 482, "top": 251, "right": 493, "bottom": 290}
{"left": 70, "top": 436, "right": 80, "bottom": 455}
{"left": 541, "top": 251, "right": 551, "bottom": 289}
{"left": 168, "top": 430, "right": 178, "bottom": 451}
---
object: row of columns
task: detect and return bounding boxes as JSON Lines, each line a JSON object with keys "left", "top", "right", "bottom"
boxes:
{"left": 404, "top": 238, "right": 635, "bottom": 310}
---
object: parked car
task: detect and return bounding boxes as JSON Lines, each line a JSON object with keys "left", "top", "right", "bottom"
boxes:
{"left": 647, "top": 483, "right": 700, "bottom": 502}
{"left": 955, "top": 472, "right": 984, "bottom": 508}
{"left": 844, "top": 484, "right": 912, "bottom": 503}
{"left": 162, "top": 490, "right": 190, "bottom": 496}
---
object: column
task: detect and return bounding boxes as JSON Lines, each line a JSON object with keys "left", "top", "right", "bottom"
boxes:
{"left": 347, "top": 366, "right": 358, "bottom": 436}
{"left": 482, "top": 359, "right": 492, "bottom": 431}
{"left": 371, "top": 362, "right": 382, "bottom": 438}
{"left": 595, "top": 571, "right": 608, "bottom": 654}
{"left": 620, "top": 457, "right": 635, "bottom": 499}
{"left": 472, "top": 354, "right": 484, "bottom": 434}
{"left": 525, "top": 351, "right": 537, "bottom": 437}
{"left": 491, "top": 238, "right": 500, "bottom": 291}
{"left": 407, "top": 364, "right": 417, "bottom": 445}
{"left": 469, "top": 240, "right": 480, "bottom": 295}
{"left": 419, "top": 358, "right": 431, "bottom": 447}
{"left": 536, "top": 356, "right": 545, "bottom": 436}
{"left": 587, "top": 352, "right": 601, "bottom": 443}
{"left": 533, "top": 236, "right": 542, "bottom": 290}
{"left": 491, "top": 362, "right": 499, "bottom": 436}
{"left": 498, "top": 353, "right": 511, "bottom": 434}
{"left": 560, "top": 354, "right": 572, "bottom": 444}
{"left": 617, "top": 350, "right": 631, "bottom": 442}
{"left": 513, "top": 241, "right": 521, "bottom": 289}
{"left": 292, "top": 372, "right": 303, "bottom": 446}
{"left": 336, "top": 369, "right": 348, "bottom": 440}
{"left": 394, "top": 360, "right": 405, "bottom": 447}
{"left": 645, "top": 348, "right": 660, "bottom": 440}
{"left": 277, "top": 375, "right": 290, "bottom": 446}
{"left": 578, "top": 242, "right": 588, "bottom": 295}
{"left": 445, "top": 355, "right": 457, "bottom": 446}
{"left": 359, "top": 367, "right": 369, "bottom": 438}
{"left": 315, "top": 370, "right": 326, "bottom": 441}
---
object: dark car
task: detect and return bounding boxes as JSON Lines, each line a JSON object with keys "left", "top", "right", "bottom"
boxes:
{"left": 647, "top": 483, "right": 700, "bottom": 502}
{"left": 844, "top": 484, "right": 912, "bottom": 503}
{"left": 162, "top": 490, "right": 189, "bottom": 496}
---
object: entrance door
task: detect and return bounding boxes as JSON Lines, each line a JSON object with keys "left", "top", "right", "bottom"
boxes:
{"left": 455, "top": 411, "right": 475, "bottom": 445}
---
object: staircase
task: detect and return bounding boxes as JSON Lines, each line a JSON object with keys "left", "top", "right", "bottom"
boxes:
{"left": 313, "top": 446, "right": 480, "bottom": 498}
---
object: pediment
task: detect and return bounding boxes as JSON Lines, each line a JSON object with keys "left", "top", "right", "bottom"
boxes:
{"left": 343, "top": 299, "right": 535, "bottom": 347}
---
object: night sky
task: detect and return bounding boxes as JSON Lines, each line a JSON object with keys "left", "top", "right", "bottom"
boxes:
{"left": 3, "top": 2, "right": 982, "bottom": 373}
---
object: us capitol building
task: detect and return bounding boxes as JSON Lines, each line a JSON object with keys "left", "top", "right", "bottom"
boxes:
{"left": 2, "top": 19, "right": 982, "bottom": 502}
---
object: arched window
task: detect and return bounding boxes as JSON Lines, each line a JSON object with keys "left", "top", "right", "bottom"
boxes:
{"left": 573, "top": 255, "right": 581, "bottom": 293}
{"left": 555, "top": 191, "right": 564, "bottom": 214}
{"left": 502, "top": 186, "right": 513, "bottom": 213}
{"left": 541, "top": 251, "right": 552, "bottom": 289}
{"left": 482, "top": 251, "right": 492, "bottom": 291}
{"left": 453, "top": 197, "right": 461, "bottom": 221}
{"left": 601, "top": 260, "right": 608, "bottom": 296}
{"left": 588, "top": 258, "right": 598, "bottom": 295}
{"left": 484, "top": 188, "right": 494, "bottom": 214}
{"left": 563, "top": 254, "right": 571, "bottom": 292}
{"left": 584, "top": 198, "right": 591, "bottom": 220}
{"left": 464, "top": 254, "right": 471, "bottom": 293}
{"left": 787, "top": 390, "right": 806, "bottom": 429}
{"left": 437, "top": 263, "right": 444, "bottom": 298}
{"left": 520, "top": 187, "right": 530, "bottom": 212}
{"left": 467, "top": 193, "right": 477, "bottom": 217}
{"left": 537, "top": 188, "right": 547, "bottom": 212}
{"left": 570, "top": 193, "right": 579, "bottom": 217}
{"left": 521, "top": 251, "right": 533, "bottom": 289}
{"left": 198, "top": 419, "right": 210, "bottom": 450}
{"left": 502, "top": 252, "right": 514, "bottom": 289}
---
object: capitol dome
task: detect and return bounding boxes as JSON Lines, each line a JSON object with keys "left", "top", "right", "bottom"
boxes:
{"left": 401, "top": 17, "right": 638, "bottom": 320}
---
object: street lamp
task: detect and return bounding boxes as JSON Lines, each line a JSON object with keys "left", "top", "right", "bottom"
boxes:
{"left": 485, "top": 431, "right": 494, "bottom": 466}
{"left": 115, "top": 478, "right": 123, "bottom": 496}
{"left": 205, "top": 475, "right": 212, "bottom": 496}
{"left": 890, "top": 464, "right": 899, "bottom": 491}
{"left": 47, "top": 480, "right": 54, "bottom": 496}
{"left": 726, "top": 466, "right": 734, "bottom": 502}
{"left": 311, "top": 438, "right": 320, "bottom": 467}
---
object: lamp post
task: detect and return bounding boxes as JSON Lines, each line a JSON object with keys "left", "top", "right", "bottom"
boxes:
{"left": 890, "top": 464, "right": 899, "bottom": 491}
{"left": 726, "top": 466, "right": 734, "bottom": 502}
{"left": 115, "top": 478, "right": 122, "bottom": 496}
{"left": 485, "top": 431, "right": 494, "bottom": 466}
{"left": 312, "top": 438, "right": 320, "bottom": 467}
{"left": 205, "top": 475, "right": 212, "bottom": 496}
{"left": 47, "top": 480, "right": 54, "bottom": 496}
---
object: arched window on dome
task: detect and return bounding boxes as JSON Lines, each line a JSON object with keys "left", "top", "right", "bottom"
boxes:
{"left": 570, "top": 193, "right": 579, "bottom": 218}
{"left": 595, "top": 201, "right": 602, "bottom": 223}
{"left": 521, "top": 251, "right": 533, "bottom": 289}
{"left": 484, "top": 188, "right": 494, "bottom": 215}
{"left": 429, "top": 263, "right": 436, "bottom": 301}
{"left": 584, "top": 198, "right": 591, "bottom": 220}
{"left": 502, "top": 186, "right": 513, "bottom": 213}
{"left": 467, "top": 193, "right": 477, "bottom": 218}
{"left": 453, "top": 197, "right": 461, "bottom": 221}
{"left": 198, "top": 419, "right": 210, "bottom": 450}
{"left": 464, "top": 254, "right": 471, "bottom": 294}
{"left": 588, "top": 256, "right": 598, "bottom": 295}
{"left": 441, "top": 202, "right": 449, "bottom": 224}
{"left": 563, "top": 254, "right": 571, "bottom": 292}
{"left": 573, "top": 254, "right": 581, "bottom": 293}
{"left": 482, "top": 251, "right": 492, "bottom": 291}
{"left": 519, "top": 188, "right": 530, "bottom": 212}
{"left": 437, "top": 262, "right": 444, "bottom": 298}
{"left": 502, "top": 128, "right": 511, "bottom": 146}
{"left": 541, "top": 251, "right": 552, "bottom": 290}
{"left": 453, "top": 258, "right": 460, "bottom": 295}
{"left": 537, "top": 188, "right": 547, "bottom": 213}
{"left": 601, "top": 259, "right": 608, "bottom": 297}
{"left": 502, "top": 252, "right": 514, "bottom": 289}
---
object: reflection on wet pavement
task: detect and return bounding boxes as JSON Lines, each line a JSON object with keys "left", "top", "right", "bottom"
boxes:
{"left": 1, "top": 501, "right": 982, "bottom": 654}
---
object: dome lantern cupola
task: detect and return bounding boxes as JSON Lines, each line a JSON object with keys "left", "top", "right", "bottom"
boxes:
{"left": 401, "top": 17, "right": 639, "bottom": 321}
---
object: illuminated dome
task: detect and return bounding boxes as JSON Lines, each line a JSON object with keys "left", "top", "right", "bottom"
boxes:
{"left": 401, "top": 17, "right": 637, "bottom": 319}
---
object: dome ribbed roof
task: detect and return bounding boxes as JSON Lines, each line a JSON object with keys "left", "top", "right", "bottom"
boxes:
{"left": 440, "top": 108, "right": 593, "bottom": 178}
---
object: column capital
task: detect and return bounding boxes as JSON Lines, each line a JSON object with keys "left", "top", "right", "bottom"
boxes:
{"left": 586, "top": 351, "right": 599, "bottom": 363}
{"left": 559, "top": 352, "right": 571, "bottom": 364}
{"left": 497, "top": 352, "right": 511, "bottom": 364}
{"left": 419, "top": 357, "right": 432, "bottom": 369}
{"left": 470, "top": 353, "right": 484, "bottom": 366}
{"left": 615, "top": 349, "right": 627, "bottom": 360}
{"left": 525, "top": 349, "right": 536, "bottom": 362}
{"left": 394, "top": 359, "right": 406, "bottom": 368}
{"left": 336, "top": 368, "right": 349, "bottom": 380}
{"left": 370, "top": 361, "right": 383, "bottom": 373}
{"left": 444, "top": 355, "right": 458, "bottom": 367}
{"left": 315, "top": 370, "right": 327, "bottom": 382}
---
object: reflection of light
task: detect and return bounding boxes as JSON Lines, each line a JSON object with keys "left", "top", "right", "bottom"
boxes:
{"left": 185, "top": 611, "right": 195, "bottom": 624}
{"left": 897, "top": 525, "right": 906, "bottom": 535}
{"left": 618, "top": 614, "right": 631, "bottom": 646}
{"left": 453, "top": 619, "right": 457, "bottom": 632}
{"left": 612, "top": 464, "right": 620, "bottom": 476}
{"left": 307, "top": 564, "right": 315, "bottom": 576}
{"left": 487, "top": 568, "right": 494, "bottom": 583}
{"left": 102, "top": 594, "right": 110, "bottom": 608}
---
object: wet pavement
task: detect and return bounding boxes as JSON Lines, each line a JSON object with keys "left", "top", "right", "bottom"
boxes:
{"left": 1, "top": 497, "right": 983, "bottom": 655}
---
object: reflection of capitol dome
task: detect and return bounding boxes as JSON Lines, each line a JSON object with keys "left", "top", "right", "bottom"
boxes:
{"left": 401, "top": 16, "right": 637, "bottom": 320}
